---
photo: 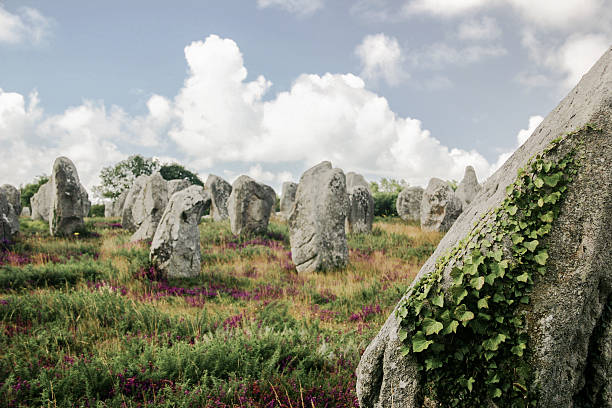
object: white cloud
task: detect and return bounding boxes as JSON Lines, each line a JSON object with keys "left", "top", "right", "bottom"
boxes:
{"left": 492, "top": 114, "right": 543, "bottom": 172}
{"left": 256, "top": 0, "right": 324, "bottom": 15}
{"left": 355, "top": 33, "right": 408, "bottom": 86}
{"left": 458, "top": 17, "right": 501, "bottom": 41}
{"left": 403, "top": 0, "right": 489, "bottom": 18}
{"left": 411, "top": 43, "right": 507, "bottom": 68}
{"left": 0, "top": 6, "right": 53, "bottom": 45}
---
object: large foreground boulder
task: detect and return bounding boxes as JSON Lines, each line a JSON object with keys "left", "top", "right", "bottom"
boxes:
{"left": 279, "top": 181, "right": 298, "bottom": 215}
{"left": 228, "top": 176, "right": 275, "bottom": 235}
{"left": 455, "top": 165, "right": 482, "bottom": 209}
{"left": 420, "top": 178, "right": 462, "bottom": 232}
{"left": 346, "top": 185, "right": 374, "bottom": 234}
{"left": 30, "top": 182, "right": 51, "bottom": 222}
{"left": 396, "top": 186, "right": 424, "bottom": 222}
{"left": 49, "top": 157, "right": 86, "bottom": 236}
{"left": 130, "top": 172, "right": 169, "bottom": 242}
{"left": 121, "top": 175, "right": 149, "bottom": 231}
{"left": 150, "top": 186, "right": 207, "bottom": 278}
{"left": 205, "top": 175, "right": 232, "bottom": 222}
{"left": 289, "top": 161, "right": 349, "bottom": 273}
{"left": 356, "top": 46, "right": 612, "bottom": 408}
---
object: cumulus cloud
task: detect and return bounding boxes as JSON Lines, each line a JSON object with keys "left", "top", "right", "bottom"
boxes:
{"left": 256, "top": 0, "right": 324, "bottom": 15}
{"left": 457, "top": 17, "right": 501, "bottom": 41}
{"left": 355, "top": 33, "right": 408, "bottom": 85}
{"left": 0, "top": 5, "right": 53, "bottom": 45}
{"left": 492, "top": 115, "right": 543, "bottom": 172}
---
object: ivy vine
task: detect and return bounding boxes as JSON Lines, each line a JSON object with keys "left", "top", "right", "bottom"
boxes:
{"left": 397, "top": 132, "right": 584, "bottom": 407}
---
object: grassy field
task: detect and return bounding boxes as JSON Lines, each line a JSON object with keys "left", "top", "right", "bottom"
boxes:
{"left": 0, "top": 215, "right": 442, "bottom": 407}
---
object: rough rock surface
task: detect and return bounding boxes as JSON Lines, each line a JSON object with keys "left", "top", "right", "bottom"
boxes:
{"left": 0, "top": 188, "right": 19, "bottom": 240}
{"left": 150, "top": 186, "right": 207, "bottom": 279}
{"left": 121, "top": 175, "right": 149, "bottom": 231}
{"left": 49, "top": 157, "right": 86, "bottom": 236}
{"left": 20, "top": 207, "right": 30, "bottom": 217}
{"left": 346, "top": 172, "right": 370, "bottom": 191}
{"left": 205, "top": 174, "right": 232, "bottom": 221}
{"left": 419, "top": 178, "right": 462, "bottom": 232}
{"left": 455, "top": 165, "right": 482, "bottom": 209}
{"left": 130, "top": 172, "right": 169, "bottom": 242}
{"left": 79, "top": 184, "right": 91, "bottom": 218}
{"left": 30, "top": 182, "right": 51, "bottom": 222}
{"left": 356, "top": 46, "right": 612, "bottom": 408}
{"left": 167, "top": 179, "right": 191, "bottom": 198}
{"left": 279, "top": 182, "right": 298, "bottom": 215}
{"left": 289, "top": 161, "right": 348, "bottom": 273}
{"left": 227, "top": 176, "right": 275, "bottom": 235}
{"left": 1, "top": 185, "right": 21, "bottom": 216}
{"left": 346, "top": 185, "right": 374, "bottom": 234}
{"left": 396, "top": 186, "right": 424, "bottom": 222}
{"left": 105, "top": 190, "right": 127, "bottom": 218}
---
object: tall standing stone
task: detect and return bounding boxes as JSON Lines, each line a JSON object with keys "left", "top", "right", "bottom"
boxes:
{"left": 419, "top": 178, "right": 462, "bottom": 232}
{"left": 356, "top": 46, "right": 612, "bottom": 408}
{"left": 0, "top": 188, "right": 19, "bottom": 240}
{"left": 106, "top": 190, "right": 128, "bottom": 218}
{"left": 346, "top": 185, "right": 374, "bottom": 234}
{"left": 396, "top": 186, "right": 424, "bottom": 222}
{"left": 289, "top": 161, "right": 349, "bottom": 273}
{"left": 227, "top": 176, "right": 275, "bottom": 235}
{"left": 79, "top": 184, "right": 91, "bottom": 218}
{"left": 455, "top": 165, "right": 482, "bottom": 209}
{"left": 49, "top": 157, "right": 86, "bottom": 236}
{"left": 130, "top": 172, "right": 169, "bottom": 242}
{"left": 346, "top": 172, "right": 371, "bottom": 191}
{"left": 279, "top": 181, "right": 298, "bottom": 215}
{"left": 167, "top": 179, "right": 192, "bottom": 198}
{"left": 205, "top": 174, "right": 232, "bottom": 221}
{"left": 30, "top": 182, "right": 51, "bottom": 222}
{"left": 121, "top": 175, "right": 149, "bottom": 231}
{"left": 150, "top": 186, "right": 207, "bottom": 279}
{"left": 1, "top": 185, "right": 21, "bottom": 217}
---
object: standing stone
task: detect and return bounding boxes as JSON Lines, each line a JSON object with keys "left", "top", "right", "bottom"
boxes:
{"left": 455, "top": 165, "right": 482, "bottom": 209}
{"left": 150, "top": 186, "right": 207, "bottom": 278}
{"left": 227, "top": 176, "right": 275, "bottom": 235}
{"left": 279, "top": 182, "right": 298, "bottom": 215}
{"left": 49, "top": 157, "right": 86, "bottom": 236}
{"left": 1, "top": 185, "right": 21, "bottom": 216}
{"left": 357, "top": 46, "right": 612, "bottom": 408}
{"left": 121, "top": 175, "right": 149, "bottom": 231}
{"left": 346, "top": 185, "right": 374, "bottom": 234}
{"left": 396, "top": 186, "right": 424, "bottom": 222}
{"left": 30, "top": 181, "right": 51, "bottom": 222}
{"left": 130, "top": 172, "right": 169, "bottom": 242}
{"left": 79, "top": 184, "right": 91, "bottom": 217}
{"left": 20, "top": 207, "right": 30, "bottom": 217}
{"left": 167, "top": 179, "right": 192, "bottom": 198}
{"left": 346, "top": 172, "right": 371, "bottom": 191}
{"left": 205, "top": 174, "right": 232, "bottom": 221}
{"left": 0, "top": 188, "right": 19, "bottom": 239}
{"left": 420, "top": 178, "right": 462, "bottom": 232}
{"left": 289, "top": 161, "right": 349, "bottom": 273}
{"left": 106, "top": 190, "right": 128, "bottom": 218}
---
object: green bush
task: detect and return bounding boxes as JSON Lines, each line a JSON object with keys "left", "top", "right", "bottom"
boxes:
{"left": 372, "top": 191, "right": 399, "bottom": 217}
{"left": 89, "top": 204, "right": 105, "bottom": 217}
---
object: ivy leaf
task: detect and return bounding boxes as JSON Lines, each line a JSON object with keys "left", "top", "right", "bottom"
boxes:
{"left": 470, "top": 276, "right": 485, "bottom": 290}
{"left": 543, "top": 161, "right": 552, "bottom": 172}
{"left": 454, "top": 304, "right": 475, "bottom": 324}
{"left": 412, "top": 331, "right": 433, "bottom": 353}
{"left": 451, "top": 286, "right": 468, "bottom": 303}
{"left": 507, "top": 205, "right": 518, "bottom": 215}
{"left": 537, "top": 197, "right": 544, "bottom": 207}
{"left": 493, "top": 293, "right": 505, "bottom": 303}
{"left": 492, "top": 388, "right": 502, "bottom": 398}
{"left": 545, "top": 191, "right": 561, "bottom": 204}
{"left": 492, "top": 249, "right": 503, "bottom": 262}
{"left": 516, "top": 272, "right": 529, "bottom": 282}
{"left": 483, "top": 333, "right": 507, "bottom": 351}
{"left": 534, "top": 177, "right": 544, "bottom": 188}
{"left": 485, "top": 273, "right": 496, "bottom": 285}
{"left": 422, "top": 318, "right": 444, "bottom": 335}
{"left": 478, "top": 297, "right": 489, "bottom": 309}
{"left": 534, "top": 250, "right": 548, "bottom": 265}
{"left": 442, "top": 320, "right": 459, "bottom": 335}
{"left": 463, "top": 262, "right": 478, "bottom": 276}
{"left": 431, "top": 293, "right": 444, "bottom": 308}
{"left": 451, "top": 267, "right": 464, "bottom": 285}
{"left": 398, "top": 328, "right": 408, "bottom": 342}
{"left": 467, "top": 377, "right": 475, "bottom": 392}
{"left": 543, "top": 173, "right": 561, "bottom": 187}
{"left": 524, "top": 240, "right": 539, "bottom": 252}
{"left": 540, "top": 211, "right": 554, "bottom": 223}
{"left": 511, "top": 234, "right": 524, "bottom": 245}
{"left": 425, "top": 357, "right": 443, "bottom": 371}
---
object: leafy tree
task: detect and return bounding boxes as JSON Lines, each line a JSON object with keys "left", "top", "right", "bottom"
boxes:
{"left": 20, "top": 175, "right": 49, "bottom": 209}
{"left": 94, "top": 155, "right": 160, "bottom": 199}
{"left": 370, "top": 178, "right": 407, "bottom": 193}
{"left": 89, "top": 204, "right": 105, "bottom": 217}
{"left": 159, "top": 163, "right": 203, "bottom": 186}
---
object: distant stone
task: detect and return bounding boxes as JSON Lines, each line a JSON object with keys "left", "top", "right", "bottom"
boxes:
{"left": 150, "top": 186, "right": 207, "bottom": 279}
{"left": 20, "top": 207, "right": 30, "bottom": 217}
{"left": 49, "top": 157, "right": 86, "bottom": 236}
{"left": 455, "top": 165, "right": 482, "bottom": 209}
{"left": 227, "top": 176, "right": 276, "bottom": 235}
{"left": 121, "top": 175, "right": 149, "bottom": 231}
{"left": 105, "top": 190, "right": 127, "bottom": 218}
{"left": 0, "top": 188, "right": 19, "bottom": 239}
{"left": 346, "top": 185, "right": 374, "bottom": 234}
{"left": 346, "top": 172, "right": 370, "bottom": 191}
{"left": 167, "top": 179, "right": 192, "bottom": 197}
{"left": 419, "top": 178, "right": 462, "bottom": 232}
{"left": 1, "top": 184, "right": 21, "bottom": 216}
{"left": 396, "top": 186, "right": 424, "bottom": 222}
{"left": 30, "top": 182, "right": 51, "bottom": 222}
{"left": 130, "top": 172, "right": 169, "bottom": 242}
{"left": 79, "top": 184, "right": 91, "bottom": 217}
{"left": 289, "top": 161, "right": 348, "bottom": 273}
{"left": 279, "top": 182, "right": 298, "bottom": 215}
{"left": 205, "top": 174, "right": 232, "bottom": 221}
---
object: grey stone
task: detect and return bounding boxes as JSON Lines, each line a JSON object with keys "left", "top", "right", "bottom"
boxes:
{"left": 20, "top": 207, "right": 30, "bottom": 217}
{"left": 346, "top": 185, "right": 374, "bottom": 234}
{"left": 357, "top": 46, "right": 612, "bottom": 408}
{"left": 346, "top": 172, "right": 371, "bottom": 191}
{"left": 106, "top": 190, "right": 127, "bottom": 218}
{"left": 227, "top": 175, "right": 275, "bottom": 235}
{"left": 1, "top": 184, "right": 21, "bottom": 216}
{"left": 205, "top": 174, "right": 232, "bottom": 221}
{"left": 150, "top": 185, "right": 207, "bottom": 279}
{"left": 0, "top": 188, "right": 19, "bottom": 240}
{"left": 49, "top": 157, "right": 86, "bottom": 236}
{"left": 289, "top": 161, "right": 348, "bottom": 273}
{"left": 396, "top": 186, "right": 424, "bottom": 222}
{"left": 419, "top": 178, "right": 462, "bottom": 232}
{"left": 79, "top": 184, "right": 91, "bottom": 218}
{"left": 455, "top": 165, "right": 482, "bottom": 209}
{"left": 167, "top": 179, "right": 192, "bottom": 198}
{"left": 121, "top": 175, "right": 149, "bottom": 231}
{"left": 130, "top": 172, "right": 169, "bottom": 242}
{"left": 279, "top": 181, "right": 298, "bottom": 215}
{"left": 30, "top": 181, "right": 51, "bottom": 222}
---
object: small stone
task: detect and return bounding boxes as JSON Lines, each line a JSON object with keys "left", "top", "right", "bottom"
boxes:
{"left": 227, "top": 175, "right": 276, "bottom": 236}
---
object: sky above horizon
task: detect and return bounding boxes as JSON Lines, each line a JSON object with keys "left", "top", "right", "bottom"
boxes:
{"left": 0, "top": 0, "right": 611, "bottom": 196}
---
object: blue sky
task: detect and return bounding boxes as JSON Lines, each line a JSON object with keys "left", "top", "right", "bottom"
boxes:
{"left": 0, "top": 0, "right": 610, "bottom": 195}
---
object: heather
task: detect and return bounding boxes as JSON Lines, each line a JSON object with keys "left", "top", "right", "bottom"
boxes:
{"left": 0, "top": 215, "right": 442, "bottom": 407}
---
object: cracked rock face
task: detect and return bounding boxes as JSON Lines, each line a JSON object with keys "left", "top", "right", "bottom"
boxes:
{"left": 30, "top": 182, "right": 51, "bottom": 222}
{"left": 396, "top": 186, "right": 424, "bottom": 222}
{"left": 121, "top": 175, "right": 150, "bottom": 231}
{"left": 130, "top": 172, "right": 169, "bottom": 242}
{"left": 167, "top": 179, "right": 192, "bottom": 198}
{"left": 49, "top": 157, "right": 87, "bottom": 236}
{"left": 205, "top": 174, "right": 232, "bottom": 222}
{"left": 356, "top": 46, "right": 612, "bottom": 408}
{"left": 279, "top": 182, "right": 298, "bottom": 215}
{"left": 419, "top": 178, "right": 462, "bottom": 232}
{"left": 346, "top": 185, "right": 374, "bottom": 234}
{"left": 150, "top": 185, "right": 207, "bottom": 279}
{"left": 455, "top": 165, "right": 483, "bottom": 209}
{"left": 228, "top": 175, "right": 276, "bottom": 236}
{"left": 289, "top": 161, "right": 348, "bottom": 274}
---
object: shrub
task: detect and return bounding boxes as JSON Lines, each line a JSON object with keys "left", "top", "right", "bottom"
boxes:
{"left": 89, "top": 204, "right": 105, "bottom": 217}
{"left": 372, "top": 191, "right": 399, "bottom": 217}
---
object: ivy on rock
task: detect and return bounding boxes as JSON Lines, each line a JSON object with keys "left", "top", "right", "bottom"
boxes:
{"left": 396, "top": 135, "right": 580, "bottom": 407}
